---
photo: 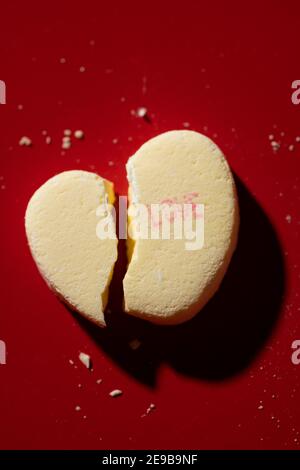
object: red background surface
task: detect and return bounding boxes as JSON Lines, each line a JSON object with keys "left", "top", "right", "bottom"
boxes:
{"left": 0, "top": 0, "right": 300, "bottom": 450}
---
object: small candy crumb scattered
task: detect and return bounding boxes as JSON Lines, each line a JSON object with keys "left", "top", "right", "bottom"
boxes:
{"left": 142, "top": 403, "right": 156, "bottom": 417}
{"left": 19, "top": 136, "right": 32, "bottom": 147}
{"left": 109, "top": 389, "right": 123, "bottom": 398}
{"left": 270, "top": 140, "right": 280, "bottom": 152}
{"left": 79, "top": 352, "right": 92, "bottom": 369}
{"left": 147, "top": 403, "right": 156, "bottom": 413}
{"left": 74, "top": 130, "right": 84, "bottom": 139}
{"left": 136, "top": 106, "right": 148, "bottom": 118}
{"left": 62, "top": 140, "right": 71, "bottom": 150}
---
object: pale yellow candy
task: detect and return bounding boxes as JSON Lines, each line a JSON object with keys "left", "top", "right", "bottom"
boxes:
{"left": 123, "top": 130, "right": 239, "bottom": 325}
{"left": 25, "top": 170, "right": 117, "bottom": 326}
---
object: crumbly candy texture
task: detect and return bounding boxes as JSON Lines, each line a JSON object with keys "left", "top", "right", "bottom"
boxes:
{"left": 123, "top": 130, "right": 239, "bottom": 325}
{"left": 25, "top": 170, "right": 118, "bottom": 327}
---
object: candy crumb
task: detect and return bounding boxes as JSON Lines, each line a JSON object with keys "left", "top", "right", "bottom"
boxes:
{"left": 74, "top": 130, "right": 84, "bottom": 139}
{"left": 19, "top": 136, "right": 32, "bottom": 146}
{"left": 109, "top": 389, "right": 123, "bottom": 398}
{"left": 79, "top": 352, "right": 92, "bottom": 369}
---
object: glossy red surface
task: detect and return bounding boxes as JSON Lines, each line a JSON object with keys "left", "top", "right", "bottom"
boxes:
{"left": 0, "top": 0, "right": 300, "bottom": 450}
